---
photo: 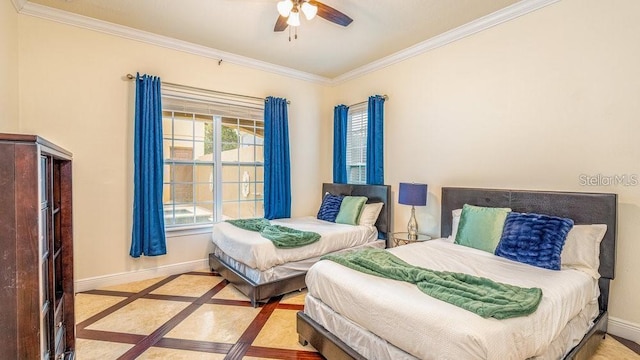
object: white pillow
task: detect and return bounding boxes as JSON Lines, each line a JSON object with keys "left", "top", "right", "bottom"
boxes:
{"left": 561, "top": 224, "right": 607, "bottom": 279}
{"left": 358, "top": 202, "right": 384, "bottom": 226}
{"left": 451, "top": 208, "right": 462, "bottom": 240}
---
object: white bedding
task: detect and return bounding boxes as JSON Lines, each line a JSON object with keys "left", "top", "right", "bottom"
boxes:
{"left": 211, "top": 216, "right": 378, "bottom": 271}
{"left": 304, "top": 293, "right": 598, "bottom": 360}
{"left": 305, "top": 238, "right": 599, "bottom": 360}
{"left": 211, "top": 240, "right": 385, "bottom": 284}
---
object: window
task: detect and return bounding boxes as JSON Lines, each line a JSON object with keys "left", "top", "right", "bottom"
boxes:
{"left": 346, "top": 104, "right": 367, "bottom": 184}
{"left": 162, "top": 86, "right": 264, "bottom": 229}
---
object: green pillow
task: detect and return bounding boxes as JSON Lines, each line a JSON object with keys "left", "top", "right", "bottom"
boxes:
{"left": 454, "top": 204, "right": 511, "bottom": 253}
{"left": 335, "top": 196, "right": 368, "bottom": 225}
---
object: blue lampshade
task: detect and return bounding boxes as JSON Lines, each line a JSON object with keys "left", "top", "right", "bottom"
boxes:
{"left": 398, "top": 183, "right": 427, "bottom": 206}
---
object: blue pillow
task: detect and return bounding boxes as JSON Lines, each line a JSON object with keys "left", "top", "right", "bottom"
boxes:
{"left": 495, "top": 212, "right": 574, "bottom": 270}
{"left": 317, "top": 193, "right": 344, "bottom": 222}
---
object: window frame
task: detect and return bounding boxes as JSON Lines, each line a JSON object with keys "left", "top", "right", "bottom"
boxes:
{"left": 160, "top": 85, "right": 265, "bottom": 234}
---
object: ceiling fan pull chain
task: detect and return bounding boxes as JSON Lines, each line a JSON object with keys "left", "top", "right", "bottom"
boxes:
{"left": 288, "top": 26, "right": 292, "bottom": 42}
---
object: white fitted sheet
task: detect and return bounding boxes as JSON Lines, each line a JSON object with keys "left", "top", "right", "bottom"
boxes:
{"left": 211, "top": 216, "right": 378, "bottom": 271}
{"left": 305, "top": 238, "right": 599, "bottom": 360}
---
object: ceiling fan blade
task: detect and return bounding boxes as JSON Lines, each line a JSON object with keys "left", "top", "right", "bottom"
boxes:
{"left": 312, "top": 1, "right": 353, "bottom": 27}
{"left": 274, "top": 15, "right": 288, "bottom": 32}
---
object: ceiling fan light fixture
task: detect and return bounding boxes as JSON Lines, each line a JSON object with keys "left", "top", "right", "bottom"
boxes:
{"left": 273, "top": 0, "right": 352, "bottom": 37}
{"left": 301, "top": 2, "right": 317, "bottom": 20}
{"left": 286, "top": 9, "right": 300, "bottom": 27}
{"left": 277, "top": 0, "right": 293, "bottom": 17}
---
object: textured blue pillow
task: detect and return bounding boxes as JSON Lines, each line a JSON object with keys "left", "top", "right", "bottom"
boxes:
{"left": 317, "top": 193, "right": 344, "bottom": 222}
{"left": 495, "top": 212, "right": 574, "bottom": 270}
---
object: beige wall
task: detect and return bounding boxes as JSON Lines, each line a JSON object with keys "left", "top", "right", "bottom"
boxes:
{"left": 0, "top": 1, "right": 19, "bottom": 132}
{"left": 17, "top": 15, "right": 327, "bottom": 281}
{"left": 332, "top": 0, "right": 640, "bottom": 328}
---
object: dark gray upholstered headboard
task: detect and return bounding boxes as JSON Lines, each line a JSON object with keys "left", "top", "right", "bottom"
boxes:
{"left": 440, "top": 187, "right": 617, "bottom": 311}
{"left": 322, "top": 183, "right": 391, "bottom": 241}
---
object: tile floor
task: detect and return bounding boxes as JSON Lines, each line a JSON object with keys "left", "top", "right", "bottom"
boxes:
{"left": 75, "top": 270, "right": 640, "bottom": 359}
{"left": 75, "top": 271, "right": 319, "bottom": 359}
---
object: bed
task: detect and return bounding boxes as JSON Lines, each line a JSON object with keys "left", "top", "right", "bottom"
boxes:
{"left": 297, "top": 187, "right": 617, "bottom": 360}
{"left": 209, "top": 182, "right": 391, "bottom": 307}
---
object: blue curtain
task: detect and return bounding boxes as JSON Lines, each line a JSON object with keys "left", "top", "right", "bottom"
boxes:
{"left": 130, "top": 73, "right": 166, "bottom": 257}
{"left": 333, "top": 104, "right": 349, "bottom": 184}
{"left": 366, "top": 95, "right": 385, "bottom": 185}
{"left": 264, "top": 96, "right": 291, "bottom": 219}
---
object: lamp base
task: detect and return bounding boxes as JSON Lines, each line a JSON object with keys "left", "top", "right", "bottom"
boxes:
{"left": 407, "top": 206, "right": 418, "bottom": 240}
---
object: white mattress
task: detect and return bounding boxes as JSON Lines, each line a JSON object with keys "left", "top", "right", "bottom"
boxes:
{"left": 211, "top": 240, "right": 385, "bottom": 284}
{"left": 211, "top": 216, "right": 379, "bottom": 271}
{"left": 305, "top": 238, "right": 599, "bottom": 360}
{"left": 304, "top": 294, "right": 598, "bottom": 360}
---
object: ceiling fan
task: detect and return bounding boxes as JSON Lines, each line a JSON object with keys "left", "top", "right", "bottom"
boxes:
{"left": 273, "top": 0, "right": 353, "bottom": 32}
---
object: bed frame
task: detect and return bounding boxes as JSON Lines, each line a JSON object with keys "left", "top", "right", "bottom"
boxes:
{"left": 209, "top": 182, "right": 391, "bottom": 307}
{"left": 297, "top": 187, "right": 617, "bottom": 360}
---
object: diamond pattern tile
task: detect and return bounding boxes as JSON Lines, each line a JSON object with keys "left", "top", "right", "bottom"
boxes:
{"left": 86, "top": 298, "right": 190, "bottom": 335}
{"left": 75, "top": 272, "right": 320, "bottom": 359}
{"left": 166, "top": 304, "right": 261, "bottom": 343}
{"left": 150, "top": 274, "right": 223, "bottom": 297}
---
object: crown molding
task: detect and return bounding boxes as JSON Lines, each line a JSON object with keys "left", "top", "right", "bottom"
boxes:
{"left": 17, "top": 0, "right": 558, "bottom": 86}
{"left": 17, "top": 2, "right": 332, "bottom": 85}
{"left": 11, "top": 0, "right": 27, "bottom": 12}
{"left": 332, "top": 0, "right": 560, "bottom": 85}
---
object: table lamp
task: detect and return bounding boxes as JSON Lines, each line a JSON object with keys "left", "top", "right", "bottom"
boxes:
{"left": 398, "top": 182, "right": 427, "bottom": 240}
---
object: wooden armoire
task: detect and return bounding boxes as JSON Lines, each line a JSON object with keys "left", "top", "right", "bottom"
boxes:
{"left": 0, "top": 134, "right": 75, "bottom": 359}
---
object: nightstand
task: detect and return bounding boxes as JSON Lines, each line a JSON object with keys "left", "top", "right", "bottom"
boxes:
{"left": 392, "top": 232, "right": 432, "bottom": 247}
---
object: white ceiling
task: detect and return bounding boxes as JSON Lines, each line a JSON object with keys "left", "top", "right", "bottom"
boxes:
{"left": 23, "top": 0, "right": 526, "bottom": 79}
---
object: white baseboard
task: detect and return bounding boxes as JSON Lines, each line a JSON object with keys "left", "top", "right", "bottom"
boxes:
{"left": 608, "top": 316, "right": 640, "bottom": 344}
{"left": 75, "top": 258, "right": 210, "bottom": 293}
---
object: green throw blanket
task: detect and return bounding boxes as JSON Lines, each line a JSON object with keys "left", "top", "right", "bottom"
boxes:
{"left": 226, "top": 218, "right": 321, "bottom": 249}
{"left": 322, "top": 248, "right": 542, "bottom": 319}
{"left": 226, "top": 218, "right": 271, "bottom": 232}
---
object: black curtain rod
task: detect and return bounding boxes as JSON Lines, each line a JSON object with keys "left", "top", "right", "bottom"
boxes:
{"left": 348, "top": 94, "right": 389, "bottom": 108}
{"left": 125, "top": 74, "right": 290, "bottom": 104}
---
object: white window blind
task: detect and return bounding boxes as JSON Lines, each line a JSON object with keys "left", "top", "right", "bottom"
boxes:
{"left": 346, "top": 104, "right": 367, "bottom": 184}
